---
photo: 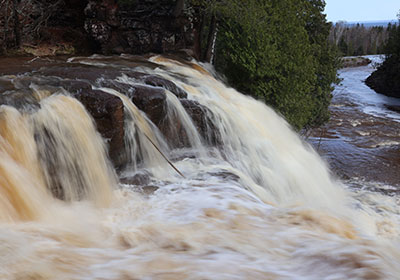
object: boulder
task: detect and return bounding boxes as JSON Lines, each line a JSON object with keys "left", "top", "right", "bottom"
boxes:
{"left": 74, "top": 89, "right": 126, "bottom": 168}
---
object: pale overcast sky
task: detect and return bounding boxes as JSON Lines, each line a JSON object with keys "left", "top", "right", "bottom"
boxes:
{"left": 324, "top": 0, "right": 399, "bottom": 22}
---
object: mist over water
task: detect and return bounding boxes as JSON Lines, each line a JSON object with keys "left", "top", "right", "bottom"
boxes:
{"left": 0, "top": 55, "right": 399, "bottom": 279}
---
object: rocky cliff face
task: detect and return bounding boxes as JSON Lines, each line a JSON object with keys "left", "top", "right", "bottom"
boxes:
{"left": 0, "top": 0, "right": 200, "bottom": 57}
{"left": 84, "top": 0, "right": 199, "bottom": 56}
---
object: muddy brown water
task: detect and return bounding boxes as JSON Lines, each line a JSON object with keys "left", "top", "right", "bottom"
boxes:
{"left": 1, "top": 54, "right": 400, "bottom": 279}
{"left": 308, "top": 55, "right": 400, "bottom": 191}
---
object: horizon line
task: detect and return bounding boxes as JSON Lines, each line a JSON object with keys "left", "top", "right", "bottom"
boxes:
{"left": 329, "top": 19, "right": 398, "bottom": 24}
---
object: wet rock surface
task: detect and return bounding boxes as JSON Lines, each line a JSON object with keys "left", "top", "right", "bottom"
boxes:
{"left": 180, "top": 99, "right": 220, "bottom": 145}
{"left": 74, "top": 89, "right": 125, "bottom": 168}
{"left": 143, "top": 75, "right": 187, "bottom": 98}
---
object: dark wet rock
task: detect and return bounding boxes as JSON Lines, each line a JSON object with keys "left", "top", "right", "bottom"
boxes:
{"left": 0, "top": 79, "right": 16, "bottom": 93}
{"left": 181, "top": 99, "right": 220, "bottom": 145}
{"left": 56, "top": 80, "right": 93, "bottom": 94}
{"left": 38, "top": 65, "right": 122, "bottom": 82}
{"left": 127, "top": 85, "right": 168, "bottom": 126}
{"left": 98, "top": 77, "right": 218, "bottom": 148}
{"left": 384, "top": 104, "right": 400, "bottom": 113}
{"left": 120, "top": 172, "right": 151, "bottom": 186}
{"left": 143, "top": 75, "right": 187, "bottom": 98}
{"left": 366, "top": 61, "right": 400, "bottom": 98}
{"left": 98, "top": 78, "right": 168, "bottom": 126}
{"left": 74, "top": 89, "right": 125, "bottom": 168}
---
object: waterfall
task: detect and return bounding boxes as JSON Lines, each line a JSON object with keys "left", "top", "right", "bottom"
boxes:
{"left": 32, "top": 94, "right": 115, "bottom": 205}
{"left": 0, "top": 54, "right": 399, "bottom": 279}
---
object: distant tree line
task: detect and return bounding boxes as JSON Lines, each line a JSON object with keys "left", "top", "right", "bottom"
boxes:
{"left": 329, "top": 21, "right": 393, "bottom": 56}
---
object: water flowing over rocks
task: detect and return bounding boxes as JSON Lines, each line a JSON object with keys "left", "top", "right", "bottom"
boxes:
{"left": 0, "top": 55, "right": 217, "bottom": 169}
{"left": 1, "top": 54, "right": 400, "bottom": 279}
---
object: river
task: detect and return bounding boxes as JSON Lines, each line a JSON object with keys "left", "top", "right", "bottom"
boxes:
{"left": 0, "top": 55, "right": 400, "bottom": 279}
{"left": 308, "top": 55, "right": 400, "bottom": 192}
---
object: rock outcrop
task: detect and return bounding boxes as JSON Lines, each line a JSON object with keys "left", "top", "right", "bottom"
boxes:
{"left": 366, "top": 60, "right": 400, "bottom": 98}
{"left": 0, "top": 0, "right": 200, "bottom": 57}
{"left": 84, "top": 0, "right": 200, "bottom": 56}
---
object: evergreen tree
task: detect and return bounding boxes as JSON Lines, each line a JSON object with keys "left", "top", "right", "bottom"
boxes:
{"left": 194, "top": 0, "right": 339, "bottom": 129}
{"left": 366, "top": 13, "right": 400, "bottom": 98}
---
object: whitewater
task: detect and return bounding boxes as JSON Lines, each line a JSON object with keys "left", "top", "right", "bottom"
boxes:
{"left": 0, "top": 54, "right": 399, "bottom": 279}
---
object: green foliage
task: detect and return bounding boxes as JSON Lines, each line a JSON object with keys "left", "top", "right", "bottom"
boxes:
{"left": 372, "top": 14, "right": 400, "bottom": 97}
{"left": 385, "top": 21, "right": 400, "bottom": 59}
{"left": 199, "top": 0, "right": 339, "bottom": 129}
{"left": 366, "top": 12, "right": 400, "bottom": 98}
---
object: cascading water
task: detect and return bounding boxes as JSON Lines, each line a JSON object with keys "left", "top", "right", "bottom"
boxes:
{"left": 0, "top": 54, "right": 399, "bottom": 279}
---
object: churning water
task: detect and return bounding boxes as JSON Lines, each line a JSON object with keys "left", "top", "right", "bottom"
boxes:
{"left": 0, "top": 55, "right": 399, "bottom": 279}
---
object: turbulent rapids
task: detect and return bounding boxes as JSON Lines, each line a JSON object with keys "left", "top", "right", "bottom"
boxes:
{"left": 0, "top": 55, "right": 400, "bottom": 279}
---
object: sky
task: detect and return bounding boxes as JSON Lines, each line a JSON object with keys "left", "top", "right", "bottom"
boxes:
{"left": 324, "top": 0, "right": 399, "bottom": 22}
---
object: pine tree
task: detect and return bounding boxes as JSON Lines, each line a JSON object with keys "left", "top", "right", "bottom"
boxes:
{"left": 194, "top": 0, "right": 338, "bottom": 129}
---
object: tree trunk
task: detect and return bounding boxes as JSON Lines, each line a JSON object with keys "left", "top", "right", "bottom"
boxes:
{"left": 173, "top": 0, "right": 185, "bottom": 17}
{"left": 3, "top": 0, "right": 9, "bottom": 50}
{"left": 12, "top": 0, "right": 20, "bottom": 47}
{"left": 203, "top": 15, "right": 217, "bottom": 64}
